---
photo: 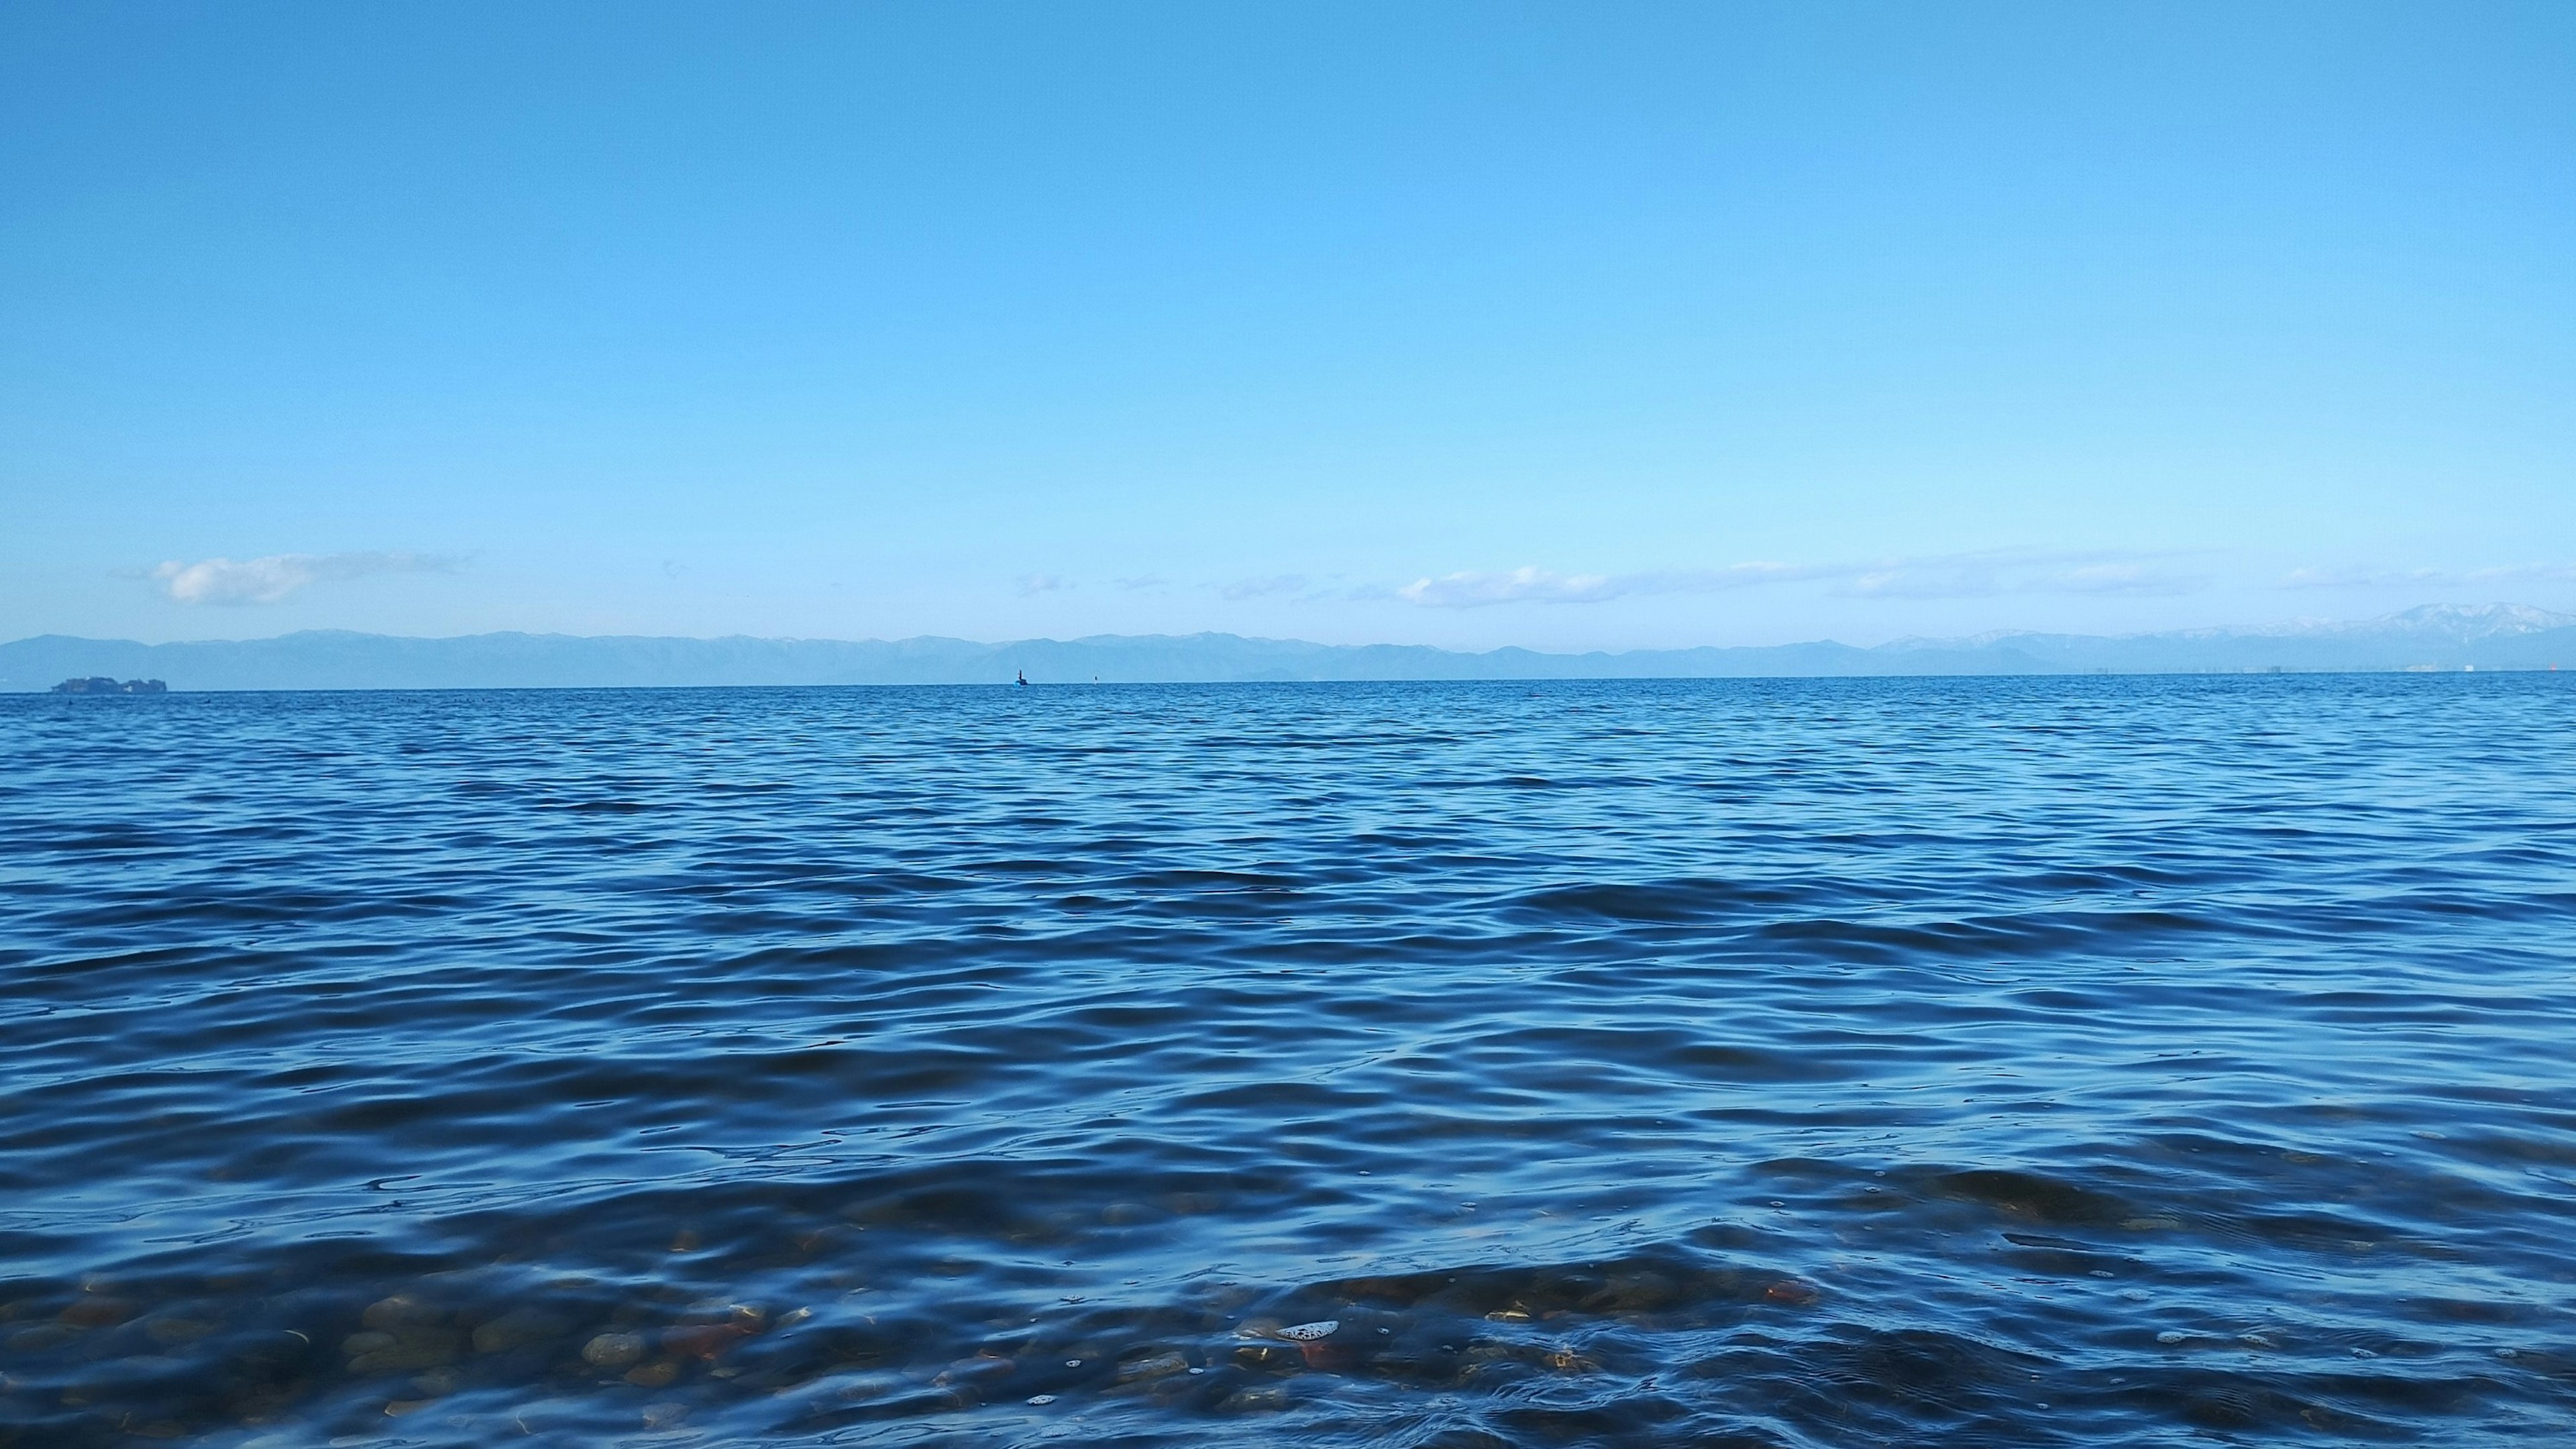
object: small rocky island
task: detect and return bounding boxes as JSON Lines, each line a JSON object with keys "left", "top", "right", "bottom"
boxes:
{"left": 51, "top": 676, "right": 167, "bottom": 694}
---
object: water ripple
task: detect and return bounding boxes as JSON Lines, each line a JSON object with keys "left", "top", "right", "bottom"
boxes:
{"left": 1, "top": 676, "right": 2572, "bottom": 1446}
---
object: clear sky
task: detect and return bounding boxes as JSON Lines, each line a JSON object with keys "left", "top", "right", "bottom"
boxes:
{"left": 5, "top": 1, "right": 2572, "bottom": 650}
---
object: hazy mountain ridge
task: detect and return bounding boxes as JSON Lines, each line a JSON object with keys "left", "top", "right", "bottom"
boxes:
{"left": 5, "top": 604, "right": 2573, "bottom": 690}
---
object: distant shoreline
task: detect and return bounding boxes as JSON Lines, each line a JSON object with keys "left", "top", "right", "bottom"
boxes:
{"left": 5, "top": 606, "right": 2571, "bottom": 691}
{"left": 10, "top": 671, "right": 2562, "bottom": 698}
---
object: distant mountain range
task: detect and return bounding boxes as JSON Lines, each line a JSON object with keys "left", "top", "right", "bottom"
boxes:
{"left": 5, "top": 604, "right": 2571, "bottom": 691}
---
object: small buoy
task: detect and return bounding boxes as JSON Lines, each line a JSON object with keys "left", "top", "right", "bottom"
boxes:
{"left": 1278, "top": 1320, "right": 1338, "bottom": 1342}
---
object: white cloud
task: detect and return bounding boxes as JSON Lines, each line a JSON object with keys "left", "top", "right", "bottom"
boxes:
{"left": 1221, "top": 574, "right": 1309, "bottom": 600}
{"left": 1394, "top": 551, "right": 2206, "bottom": 608}
{"left": 1016, "top": 573, "right": 1075, "bottom": 596}
{"left": 1399, "top": 568, "right": 1621, "bottom": 607}
{"left": 154, "top": 551, "right": 457, "bottom": 606}
{"left": 1395, "top": 565, "right": 1808, "bottom": 608}
{"left": 1838, "top": 553, "right": 2206, "bottom": 600}
{"left": 2282, "top": 562, "right": 2576, "bottom": 590}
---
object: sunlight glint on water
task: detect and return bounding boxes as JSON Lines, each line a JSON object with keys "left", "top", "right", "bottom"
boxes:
{"left": 2, "top": 676, "right": 2573, "bottom": 1446}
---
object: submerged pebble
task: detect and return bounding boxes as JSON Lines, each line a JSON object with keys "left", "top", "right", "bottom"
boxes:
{"left": 142, "top": 1316, "right": 219, "bottom": 1344}
{"left": 1219, "top": 1384, "right": 1292, "bottom": 1413}
{"left": 472, "top": 1307, "right": 567, "bottom": 1354}
{"left": 1116, "top": 1350, "right": 1191, "bottom": 1383}
{"left": 625, "top": 1359, "right": 683, "bottom": 1387}
{"left": 935, "top": 1354, "right": 1016, "bottom": 1387}
{"left": 361, "top": 1295, "right": 438, "bottom": 1333}
{"left": 5, "top": 679, "right": 2571, "bottom": 1447}
{"left": 58, "top": 1296, "right": 137, "bottom": 1328}
{"left": 1232, "top": 1342, "right": 1300, "bottom": 1371}
{"left": 582, "top": 1332, "right": 647, "bottom": 1368}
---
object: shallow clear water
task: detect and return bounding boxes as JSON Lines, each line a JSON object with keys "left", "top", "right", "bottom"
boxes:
{"left": 3, "top": 676, "right": 2573, "bottom": 1447}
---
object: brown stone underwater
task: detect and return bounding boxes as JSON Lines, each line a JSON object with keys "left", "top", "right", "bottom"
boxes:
{"left": 3, "top": 676, "right": 2572, "bottom": 1445}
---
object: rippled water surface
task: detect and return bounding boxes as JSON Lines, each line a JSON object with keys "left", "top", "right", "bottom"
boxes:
{"left": 5, "top": 677, "right": 2575, "bottom": 1447}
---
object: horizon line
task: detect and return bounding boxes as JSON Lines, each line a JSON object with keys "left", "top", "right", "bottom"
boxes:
{"left": 7, "top": 598, "right": 2573, "bottom": 657}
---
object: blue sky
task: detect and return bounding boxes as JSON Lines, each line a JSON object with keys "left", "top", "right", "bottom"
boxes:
{"left": 5, "top": 1, "right": 2572, "bottom": 649}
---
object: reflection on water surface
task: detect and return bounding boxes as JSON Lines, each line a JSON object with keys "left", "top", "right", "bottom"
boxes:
{"left": 2, "top": 676, "right": 2572, "bottom": 1445}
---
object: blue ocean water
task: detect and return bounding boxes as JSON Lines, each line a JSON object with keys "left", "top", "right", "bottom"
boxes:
{"left": 3, "top": 676, "right": 2573, "bottom": 1447}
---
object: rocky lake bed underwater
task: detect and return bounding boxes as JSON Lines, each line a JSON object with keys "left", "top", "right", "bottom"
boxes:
{"left": 3, "top": 675, "right": 2573, "bottom": 1446}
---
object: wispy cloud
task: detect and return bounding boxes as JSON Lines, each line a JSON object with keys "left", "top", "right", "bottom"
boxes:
{"left": 1399, "top": 568, "right": 1618, "bottom": 607}
{"left": 1837, "top": 551, "right": 2208, "bottom": 600}
{"left": 1395, "top": 551, "right": 2198, "bottom": 608}
{"left": 1396, "top": 563, "right": 1815, "bottom": 608}
{"left": 1114, "top": 575, "right": 1169, "bottom": 591}
{"left": 154, "top": 551, "right": 458, "bottom": 606}
{"left": 1221, "top": 574, "right": 1310, "bottom": 601}
{"left": 1016, "top": 573, "right": 1075, "bottom": 596}
{"left": 2282, "top": 562, "right": 2576, "bottom": 590}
